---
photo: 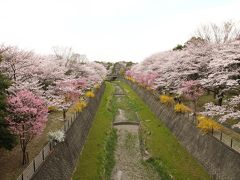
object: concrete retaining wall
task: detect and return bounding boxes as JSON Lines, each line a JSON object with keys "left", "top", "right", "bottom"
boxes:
{"left": 124, "top": 79, "right": 240, "bottom": 180}
{"left": 32, "top": 84, "right": 106, "bottom": 180}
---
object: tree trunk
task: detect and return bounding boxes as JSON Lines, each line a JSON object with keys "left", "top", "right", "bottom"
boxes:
{"left": 216, "top": 91, "right": 224, "bottom": 106}
{"left": 213, "top": 91, "right": 217, "bottom": 100}
{"left": 63, "top": 109, "right": 66, "bottom": 121}
{"left": 20, "top": 137, "right": 28, "bottom": 165}
{"left": 22, "top": 145, "right": 27, "bottom": 165}
{"left": 20, "top": 123, "right": 29, "bottom": 165}
{"left": 218, "top": 98, "right": 222, "bottom": 106}
{"left": 192, "top": 101, "right": 197, "bottom": 123}
{"left": 207, "top": 89, "right": 211, "bottom": 95}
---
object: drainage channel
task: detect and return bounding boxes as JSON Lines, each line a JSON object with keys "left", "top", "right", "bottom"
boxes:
{"left": 111, "top": 85, "right": 159, "bottom": 180}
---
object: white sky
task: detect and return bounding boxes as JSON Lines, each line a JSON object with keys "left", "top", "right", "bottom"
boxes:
{"left": 0, "top": 0, "right": 240, "bottom": 62}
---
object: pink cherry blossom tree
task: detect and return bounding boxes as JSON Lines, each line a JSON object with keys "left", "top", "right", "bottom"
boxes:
{"left": 0, "top": 44, "right": 106, "bottom": 124}
{"left": 125, "top": 69, "right": 157, "bottom": 88}
{"left": 128, "top": 38, "right": 240, "bottom": 128}
{"left": 200, "top": 41, "right": 240, "bottom": 105}
{"left": 46, "top": 78, "right": 86, "bottom": 120}
{"left": 0, "top": 46, "right": 45, "bottom": 96}
{"left": 0, "top": 46, "right": 35, "bottom": 81}
{"left": 129, "top": 39, "right": 239, "bottom": 97}
{"left": 180, "top": 80, "right": 204, "bottom": 114}
{"left": 6, "top": 90, "right": 48, "bottom": 164}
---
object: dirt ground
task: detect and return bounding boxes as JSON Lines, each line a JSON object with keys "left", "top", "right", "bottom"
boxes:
{"left": 0, "top": 112, "right": 64, "bottom": 180}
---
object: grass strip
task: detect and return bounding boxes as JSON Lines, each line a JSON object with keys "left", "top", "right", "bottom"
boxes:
{"left": 145, "top": 157, "right": 171, "bottom": 179}
{"left": 117, "top": 80, "right": 210, "bottom": 180}
{"left": 72, "top": 82, "right": 116, "bottom": 180}
{"left": 102, "top": 128, "right": 117, "bottom": 179}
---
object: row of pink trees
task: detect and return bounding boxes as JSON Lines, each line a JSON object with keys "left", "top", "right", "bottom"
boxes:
{"left": 128, "top": 39, "right": 239, "bottom": 95}
{"left": 125, "top": 70, "right": 158, "bottom": 88}
{"left": 126, "top": 38, "right": 240, "bottom": 129}
{"left": 0, "top": 45, "right": 107, "bottom": 164}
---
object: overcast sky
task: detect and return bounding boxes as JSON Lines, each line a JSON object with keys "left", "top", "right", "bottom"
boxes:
{"left": 0, "top": 0, "right": 240, "bottom": 62}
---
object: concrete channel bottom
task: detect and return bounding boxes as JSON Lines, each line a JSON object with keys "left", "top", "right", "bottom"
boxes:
{"left": 111, "top": 85, "right": 159, "bottom": 180}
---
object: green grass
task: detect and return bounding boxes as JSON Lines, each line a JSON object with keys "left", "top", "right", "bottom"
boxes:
{"left": 117, "top": 80, "right": 211, "bottom": 180}
{"left": 103, "top": 128, "right": 117, "bottom": 179}
{"left": 110, "top": 84, "right": 139, "bottom": 122}
{"left": 125, "top": 132, "right": 137, "bottom": 154}
{"left": 182, "top": 93, "right": 215, "bottom": 112}
{"left": 145, "top": 157, "right": 172, "bottom": 180}
{"left": 72, "top": 82, "right": 116, "bottom": 180}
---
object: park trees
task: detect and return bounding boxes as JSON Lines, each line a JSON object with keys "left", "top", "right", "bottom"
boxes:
{"left": 0, "top": 46, "right": 35, "bottom": 82}
{"left": 201, "top": 95, "right": 240, "bottom": 128}
{"left": 195, "top": 20, "right": 240, "bottom": 43}
{"left": 127, "top": 37, "right": 240, "bottom": 129}
{"left": 0, "top": 46, "right": 43, "bottom": 95}
{"left": 0, "top": 48, "right": 17, "bottom": 150}
{"left": 0, "top": 73, "right": 16, "bottom": 150}
{"left": 6, "top": 90, "right": 48, "bottom": 164}
{"left": 47, "top": 78, "right": 86, "bottom": 120}
{"left": 200, "top": 41, "right": 240, "bottom": 105}
{"left": 180, "top": 80, "right": 204, "bottom": 114}
{"left": 0, "top": 44, "right": 107, "bottom": 165}
{"left": 129, "top": 39, "right": 239, "bottom": 95}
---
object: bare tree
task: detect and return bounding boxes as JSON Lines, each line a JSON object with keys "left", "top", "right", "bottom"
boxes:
{"left": 196, "top": 24, "right": 212, "bottom": 42}
{"left": 0, "top": 45, "right": 10, "bottom": 59}
{"left": 195, "top": 20, "right": 240, "bottom": 43}
{"left": 52, "top": 46, "right": 74, "bottom": 67}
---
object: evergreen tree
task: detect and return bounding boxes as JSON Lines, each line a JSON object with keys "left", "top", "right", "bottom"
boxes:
{"left": 0, "top": 67, "right": 16, "bottom": 150}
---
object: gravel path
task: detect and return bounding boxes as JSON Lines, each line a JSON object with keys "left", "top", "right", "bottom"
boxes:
{"left": 111, "top": 124, "right": 159, "bottom": 180}
{"left": 114, "top": 85, "right": 124, "bottom": 95}
{"left": 114, "top": 109, "right": 127, "bottom": 123}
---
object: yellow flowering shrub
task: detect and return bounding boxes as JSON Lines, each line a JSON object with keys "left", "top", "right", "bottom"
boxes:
{"left": 146, "top": 87, "right": 155, "bottom": 94}
{"left": 69, "top": 101, "right": 87, "bottom": 113}
{"left": 138, "top": 83, "right": 145, "bottom": 87}
{"left": 74, "top": 101, "right": 87, "bottom": 111}
{"left": 159, "top": 95, "right": 175, "bottom": 105}
{"left": 174, "top": 103, "right": 192, "bottom": 113}
{"left": 125, "top": 76, "right": 136, "bottom": 83}
{"left": 197, "top": 116, "right": 221, "bottom": 133}
{"left": 48, "top": 106, "right": 58, "bottom": 112}
{"left": 146, "top": 87, "right": 152, "bottom": 91}
{"left": 85, "top": 91, "right": 95, "bottom": 98}
{"left": 131, "top": 78, "right": 136, "bottom": 82}
{"left": 125, "top": 76, "right": 130, "bottom": 80}
{"left": 94, "top": 84, "right": 100, "bottom": 89}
